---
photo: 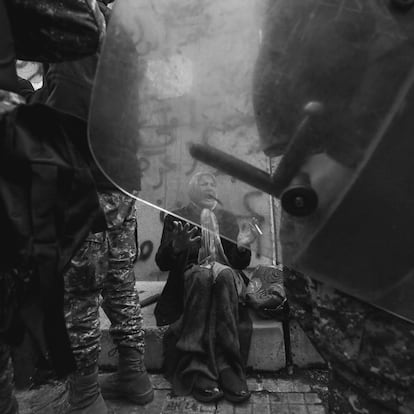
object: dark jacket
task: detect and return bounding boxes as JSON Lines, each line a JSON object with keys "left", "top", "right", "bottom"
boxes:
{"left": 154, "top": 203, "right": 251, "bottom": 326}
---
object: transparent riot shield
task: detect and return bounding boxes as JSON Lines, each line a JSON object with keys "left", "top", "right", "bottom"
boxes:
{"left": 89, "top": 0, "right": 277, "bottom": 262}
{"left": 89, "top": 0, "right": 414, "bottom": 322}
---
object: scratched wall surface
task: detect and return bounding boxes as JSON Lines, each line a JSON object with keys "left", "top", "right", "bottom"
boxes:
{"left": 127, "top": 0, "right": 278, "bottom": 278}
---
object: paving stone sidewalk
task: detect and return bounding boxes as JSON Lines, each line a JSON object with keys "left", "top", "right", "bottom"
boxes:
{"left": 16, "top": 370, "right": 328, "bottom": 414}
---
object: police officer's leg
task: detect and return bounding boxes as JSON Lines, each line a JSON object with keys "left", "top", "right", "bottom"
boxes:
{"left": 62, "top": 232, "right": 109, "bottom": 414}
{"left": 99, "top": 191, "right": 153, "bottom": 405}
{"left": 0, "top": 342, "right": 18, "bottom": 414}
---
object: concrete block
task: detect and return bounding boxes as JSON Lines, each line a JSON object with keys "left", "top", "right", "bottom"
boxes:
{"left": 246, "top": 312, "right": 286, "bottom": 371}
{"left": 290, "top": 321, "right": 326, "bottom": 368}
{"left": 99, "top": 281, "right": 325, "bottom": 372}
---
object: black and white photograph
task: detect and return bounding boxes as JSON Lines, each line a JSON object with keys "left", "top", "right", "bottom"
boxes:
{"left": 1, "top": 1, "right": 413, "bottom": 413}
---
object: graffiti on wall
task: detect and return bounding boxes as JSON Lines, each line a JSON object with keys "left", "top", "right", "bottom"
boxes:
{"left": 119, "top": 0, "right": 280, "bottom": 278}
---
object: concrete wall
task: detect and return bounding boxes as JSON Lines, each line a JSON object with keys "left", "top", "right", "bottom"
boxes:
{"left": 128, "top": 0, "right": 279, "bottom": 279}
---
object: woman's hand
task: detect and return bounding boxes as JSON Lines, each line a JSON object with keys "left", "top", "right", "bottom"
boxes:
{"left": 171, "top": 221, "right": 201, "bottom": 254}
{"left": 237, "top": 220, "right": 259, "bottom": 251}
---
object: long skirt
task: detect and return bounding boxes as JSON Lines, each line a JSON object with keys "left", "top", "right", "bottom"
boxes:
{"left": 162, "top": 264, "right": 252, "bottom": 395}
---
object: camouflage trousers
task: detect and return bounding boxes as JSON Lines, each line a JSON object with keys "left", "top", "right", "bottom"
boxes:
{"left": 284, "top": 269, "right": 414, "bottom": 413}
{"left": 64, "top": 191, "right": 145, "bottom": 375}
{"left": 0, "top": 342, "right": 18, "bottom": 414}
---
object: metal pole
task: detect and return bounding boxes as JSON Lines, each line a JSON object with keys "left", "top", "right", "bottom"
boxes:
{"left": 268, "top": 157, "right": 280, "bottom": 265}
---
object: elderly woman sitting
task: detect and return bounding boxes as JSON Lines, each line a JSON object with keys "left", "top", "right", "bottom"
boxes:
{"left": 154, "top": 172, "right": 257, "bottom": 403}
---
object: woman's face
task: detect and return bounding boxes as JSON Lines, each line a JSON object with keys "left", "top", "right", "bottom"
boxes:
{"left": 193, "top": 175, "right": 217, "bottom": 209}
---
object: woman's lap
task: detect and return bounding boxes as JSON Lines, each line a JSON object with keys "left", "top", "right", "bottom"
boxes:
{"left": 167, "top": 264, "right": 246, "bottom": 389}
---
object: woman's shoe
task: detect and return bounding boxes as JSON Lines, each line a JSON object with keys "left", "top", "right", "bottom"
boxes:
{"left": 219, "top": 367, "right": 251, "bottom": 404}
{"left": 192, "top": 374, "right": 223, "bottom": 403}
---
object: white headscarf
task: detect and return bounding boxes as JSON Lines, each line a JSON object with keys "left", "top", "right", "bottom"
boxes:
{"left": 187, "top": 172, "right": 229, "bottom": 265}
{"left": 198, "top": 208, "right": 230, "bottom": 266}
{"left": 188, "top": 172, "right": 218, "bottom": 210}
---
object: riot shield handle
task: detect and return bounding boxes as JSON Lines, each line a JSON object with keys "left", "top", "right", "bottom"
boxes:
{"left": 272, "top": 101, "right": 324, "bottom": 193}
{"left": 188, "top": 143, "right": 278, "bottom": 197}
{"left": 189, "top": 101, "right": 323, "bottom": 217}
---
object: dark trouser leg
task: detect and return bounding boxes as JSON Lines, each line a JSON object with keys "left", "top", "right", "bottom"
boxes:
{"left": 61, "top": 232, "right": 109, "bottom": 413}
{"left": 100, "top": 192, "right": 144, "bottom": 357}
{"left": 98, "top": 192, "right": 153, "bottom": 405}
{"left": 214, "top": 269, "right": 244, "bottom": 376}
{"left": 0, "top": 341, "right": 18, "bottom": 414}
{"left": 175, "top": 267, "right": 245, "bottom": 379}
{"left": 63, "top": 232, "right": 107, "bottom": 375}
{"left": 176, "top": 267, "right": 213, "bottom": 354}
{"left": 172, "top": 267, "right": 216, "bottom": 388}
{"left": 213, "top": 269, "right": 250, "bottom": 403}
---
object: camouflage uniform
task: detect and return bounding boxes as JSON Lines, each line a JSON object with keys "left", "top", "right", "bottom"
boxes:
{"left": 64, "top": 191, "right": 145, "bottom": 375}
{"left": 0, "top": 342, "right": 18, "bottom": 414}
{"left": 284, "top": 269, "right": 414, "bottom": 413}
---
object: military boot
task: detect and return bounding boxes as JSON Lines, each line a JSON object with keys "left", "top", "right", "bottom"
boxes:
{"left": 58, "top": 369, "right": 108, "bottom": 414}
{"left": 99, "top": 347, "right": 154, "bottom": 405}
